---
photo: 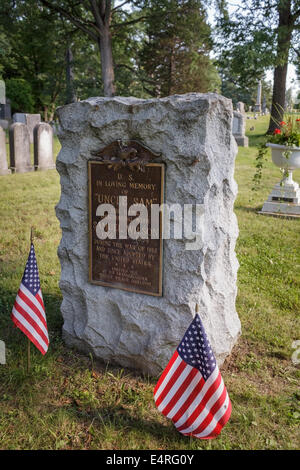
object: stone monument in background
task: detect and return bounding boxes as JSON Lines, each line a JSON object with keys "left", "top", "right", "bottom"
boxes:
{"left": 34, "top": 122, "right": 55, "bottom": 170}
{"left": 55, "top": 93, "right": 241, "bottom": 376}
{"left": 9, "top": 122, "right": 33, "bottom": 173}
{"left": 232, "top": 110, "right": 248, "bottom": 147}
{"left": 0, "top": 80, "right": 11, "bottom": 129}
{"left": 0, "top": 126, "right": 11, "bottom": 175}
{"left": 254, "top": 80, "right": 262, "bottom": 113}
{"left": 13, "top": 113, "right": 41, "bottom": 143}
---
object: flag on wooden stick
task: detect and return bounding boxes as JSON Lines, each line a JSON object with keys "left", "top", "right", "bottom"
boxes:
{"left": 154, "top": 308, "right": 231, "bottom": 439}
{"left": 11, "top": 242, "right": 49, "bottom": 355}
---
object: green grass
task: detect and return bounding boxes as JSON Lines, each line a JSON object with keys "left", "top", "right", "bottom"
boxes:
{"left": 0, "top": 121, "right": 299, "bottom": 450}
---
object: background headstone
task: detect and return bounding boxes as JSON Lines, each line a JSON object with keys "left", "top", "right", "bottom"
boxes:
{"left": 232, "top": 110, "right": 248, "bottom": 147}
{"left": 0, "top": 127, "right": 11, "bottom": 175}
{"left": 56, "top": 93, "right": 241, "bottom": 376}
{"left": 236, "top": 101, "right": 245, "bottom": 114}
{"left": 12, "top": 113, "right": 26, "bottom": 124}
{"left": 9, "top": 122, "right": 33, "bottom": 173}
{"left": 13, "top": 113, "right": 41, "bottom": 143}
{"left": 34, "top": 122, "right": 55, "bottom": 170}
{"left": 0, "top": 98, "right": 11, "bottom": 123}
{"left": 0, "top": 80, "right": 5, "bottom": 105}
{"left": 254, "top": 80, "right": 262, "bottom": 113}
{"left": 26, "top": 114, "right": 41, "bottom": 143}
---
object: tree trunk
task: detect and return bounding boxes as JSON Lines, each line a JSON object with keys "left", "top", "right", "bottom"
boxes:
{"left": 168, "top": 45, "right": 176, "bottom": 96}
{"left": 267, "top": 0, "right": 293, "bottom": 134}
{"left": 44, "top": 105, "right": 48, "bottom": 122}
{"left": 65, "top": 46, "right": 77, "bottom": 104}
{"left": 98, "top": 26, "right": 115, "bottom": 97}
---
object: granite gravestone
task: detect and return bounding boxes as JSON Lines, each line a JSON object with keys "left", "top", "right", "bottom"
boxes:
{"left": 55, "top": 93, "right": 241, "bottom": 375}
{"left": 34, "top": 122, "right": 55, "bottom": 170}
{"left": 13, "top": 113, "right": 41, "bottom": 143}
{"left": 9, "top": 122, "right": 33, "bottom": 173}
{"left": 232, "top": 111, "right": 248, "bottom": 147}
{"left": 0, "top": 127, "right": 10, "bottom": 175}
{"left": 236, "top": 102, "right": 245, "bottom": 114}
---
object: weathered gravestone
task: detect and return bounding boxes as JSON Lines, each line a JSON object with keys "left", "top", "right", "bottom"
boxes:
{"left": 13, "top": 113, "right": 41, "bottom": 143}
{"left": 0, "top": 127, "right": 11, "bottom": 175}
{"left": 55, "top": 93, "right": 241, "bottom": 375}
{"left": 0, "top": 80, "right": 5, "bottom": 105}
{"left": 232, "top": 111, "right": 248, "bottom": 147}
{"left": 236, "top": 102, "right": 245, "bottom": 114}
{"left": 9, "top": 122, "right": 33, "bottom": 173}
{"left": 34, "top": 122, "right": 55, "bottom": 170}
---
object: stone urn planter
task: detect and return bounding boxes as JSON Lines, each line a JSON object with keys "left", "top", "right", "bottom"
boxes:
{"left": 261, "top": 143, "right": 300, "bottom": 216}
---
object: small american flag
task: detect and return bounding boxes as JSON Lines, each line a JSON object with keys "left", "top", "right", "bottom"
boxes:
{"left": 154, "top": 313, "right": 231, "bottom": 439}
{"left": 11, "top": 243, "right": 49, "bottom": 355}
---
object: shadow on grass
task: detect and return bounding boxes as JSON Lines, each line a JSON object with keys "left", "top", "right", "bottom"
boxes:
{"left": 0, "top": 286, "right": 63, "bottom": 349}
{"left": 85, "top": 404, "right": 182, "bottom": 444}
{"left": 234, "top": 204, "right": 262, "bottom": 214}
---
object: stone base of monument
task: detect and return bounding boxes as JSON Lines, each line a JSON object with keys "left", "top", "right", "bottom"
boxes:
{"left": 0, "top": 119, "right": 9, "bottom": 130}
{"left": 56, "top": 93, "right": 241, "bottom": 376}
{"left": 34, "top": 164, "right": 56, "bottom": 171}
{"left": 0, "top": 168, "right": 11, "bottom": 175}
{"left": 261, "top": 180, "right": 300, "bottom": 216}
{"left": 10, "top": 166, "right": 34, "bottom": 174}
{"left": 234, "top": 135, "right": 249, "bottom": 147}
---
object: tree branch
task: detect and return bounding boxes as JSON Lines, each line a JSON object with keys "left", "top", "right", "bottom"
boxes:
{"left": 111, "top": 15, "right": 148, "bottom": 28}
{"left": 39, "top": 0, "right": 99, "bottom": 41}
{"left": 111, "top": 0, "right": 131, "bottom": 13}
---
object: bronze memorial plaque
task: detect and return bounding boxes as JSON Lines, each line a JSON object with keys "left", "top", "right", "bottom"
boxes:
{"left": 88, "top": 140, "right": 164, "bottom": 296}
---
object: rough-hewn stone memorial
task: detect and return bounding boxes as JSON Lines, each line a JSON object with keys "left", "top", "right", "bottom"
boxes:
{"left": 56, "top": 93, "right": 241, "bottom": 375}
{"left": 9, "top": 122, "right": 33, "bottom": 173}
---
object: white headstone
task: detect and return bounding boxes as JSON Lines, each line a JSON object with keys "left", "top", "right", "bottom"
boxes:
{"left": 13, "top": 113, "right": 41, "bottom": 143}
{"left": 55, "top": 94, "right": 241, "bottom": 375}
{"left": 0, "top": 340, "right": 5, "bottom": 365}
{"left": 0, "top": 80, "right": 5, "bottom": 105}
{"left": 0, "top": 127, "right": 11, "bottom": 175}
{"left": 34, "top": 123, "right": 55, "bottom": 170}
{"left": 232, "top": 111, "right": 248, "bottom": 147}
{"left": 9, "top": 122, "right": 33, "bottom": 173}
{"left": 26, "top": 114, "right": 41, "bottom": 143}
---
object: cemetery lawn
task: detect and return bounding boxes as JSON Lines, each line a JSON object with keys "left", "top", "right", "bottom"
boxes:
{"left": 0, "top": 116, "right": 299, "bottom": 450}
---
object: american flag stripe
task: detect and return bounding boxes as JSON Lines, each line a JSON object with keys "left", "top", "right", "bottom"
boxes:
{"left": 11, "top": 243, "right": 49, "bottom": 355}
{"left": 155, "top": 360, "right": 190, "bottom": 408}
{"left": 154, "top": 351, "right": 180, "bottom": 398}
{"left": 179, "top": 374, "right": 225, "bottom": 434}
{"left": 12, "top": 307, "right": 48, "bottom": 354}
{"left": 19, "top": 285, "right": 47, "bottom": 326}
{"left": 12, "top": 301, "right": 48, "bottom": 347}
{"left": 15, "top": 290, "right": 48, "bottom": 339}
{"left": 160, "top": 367, "right": 199, "bottom": 416}
{"left": 197, "top": 398, "right": 232, "bottom": 439}
{"left": 154, "top": 313, "right": 231, "bottom": 439}
{"left": 168, "top": 374, "right": 204, "bottom": 420}
{"left": 173, "top": 366, "right": 220, "bottom": 428}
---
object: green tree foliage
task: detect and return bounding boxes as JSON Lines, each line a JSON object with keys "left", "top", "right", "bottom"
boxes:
{"left": 138, "top": 0, "right": 220, "bottom": 97}
{"left": 215, "top": 0, "right": 300, "bottom": 133}
{"left": 221, "top": 78, "right": 273, "bottom": 111}
{"left": 5, "top": 78, "right": 35, "bottom": 113}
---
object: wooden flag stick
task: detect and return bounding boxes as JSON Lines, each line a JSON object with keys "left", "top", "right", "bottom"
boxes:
{"left": 195, "top": 303, "right": 199, "bottom": 314}
{"left": 27, "top": 226, "right": 34, "bottom": 373}
{"left": 27, "top": 337, "right": 31, "bottom": 373}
